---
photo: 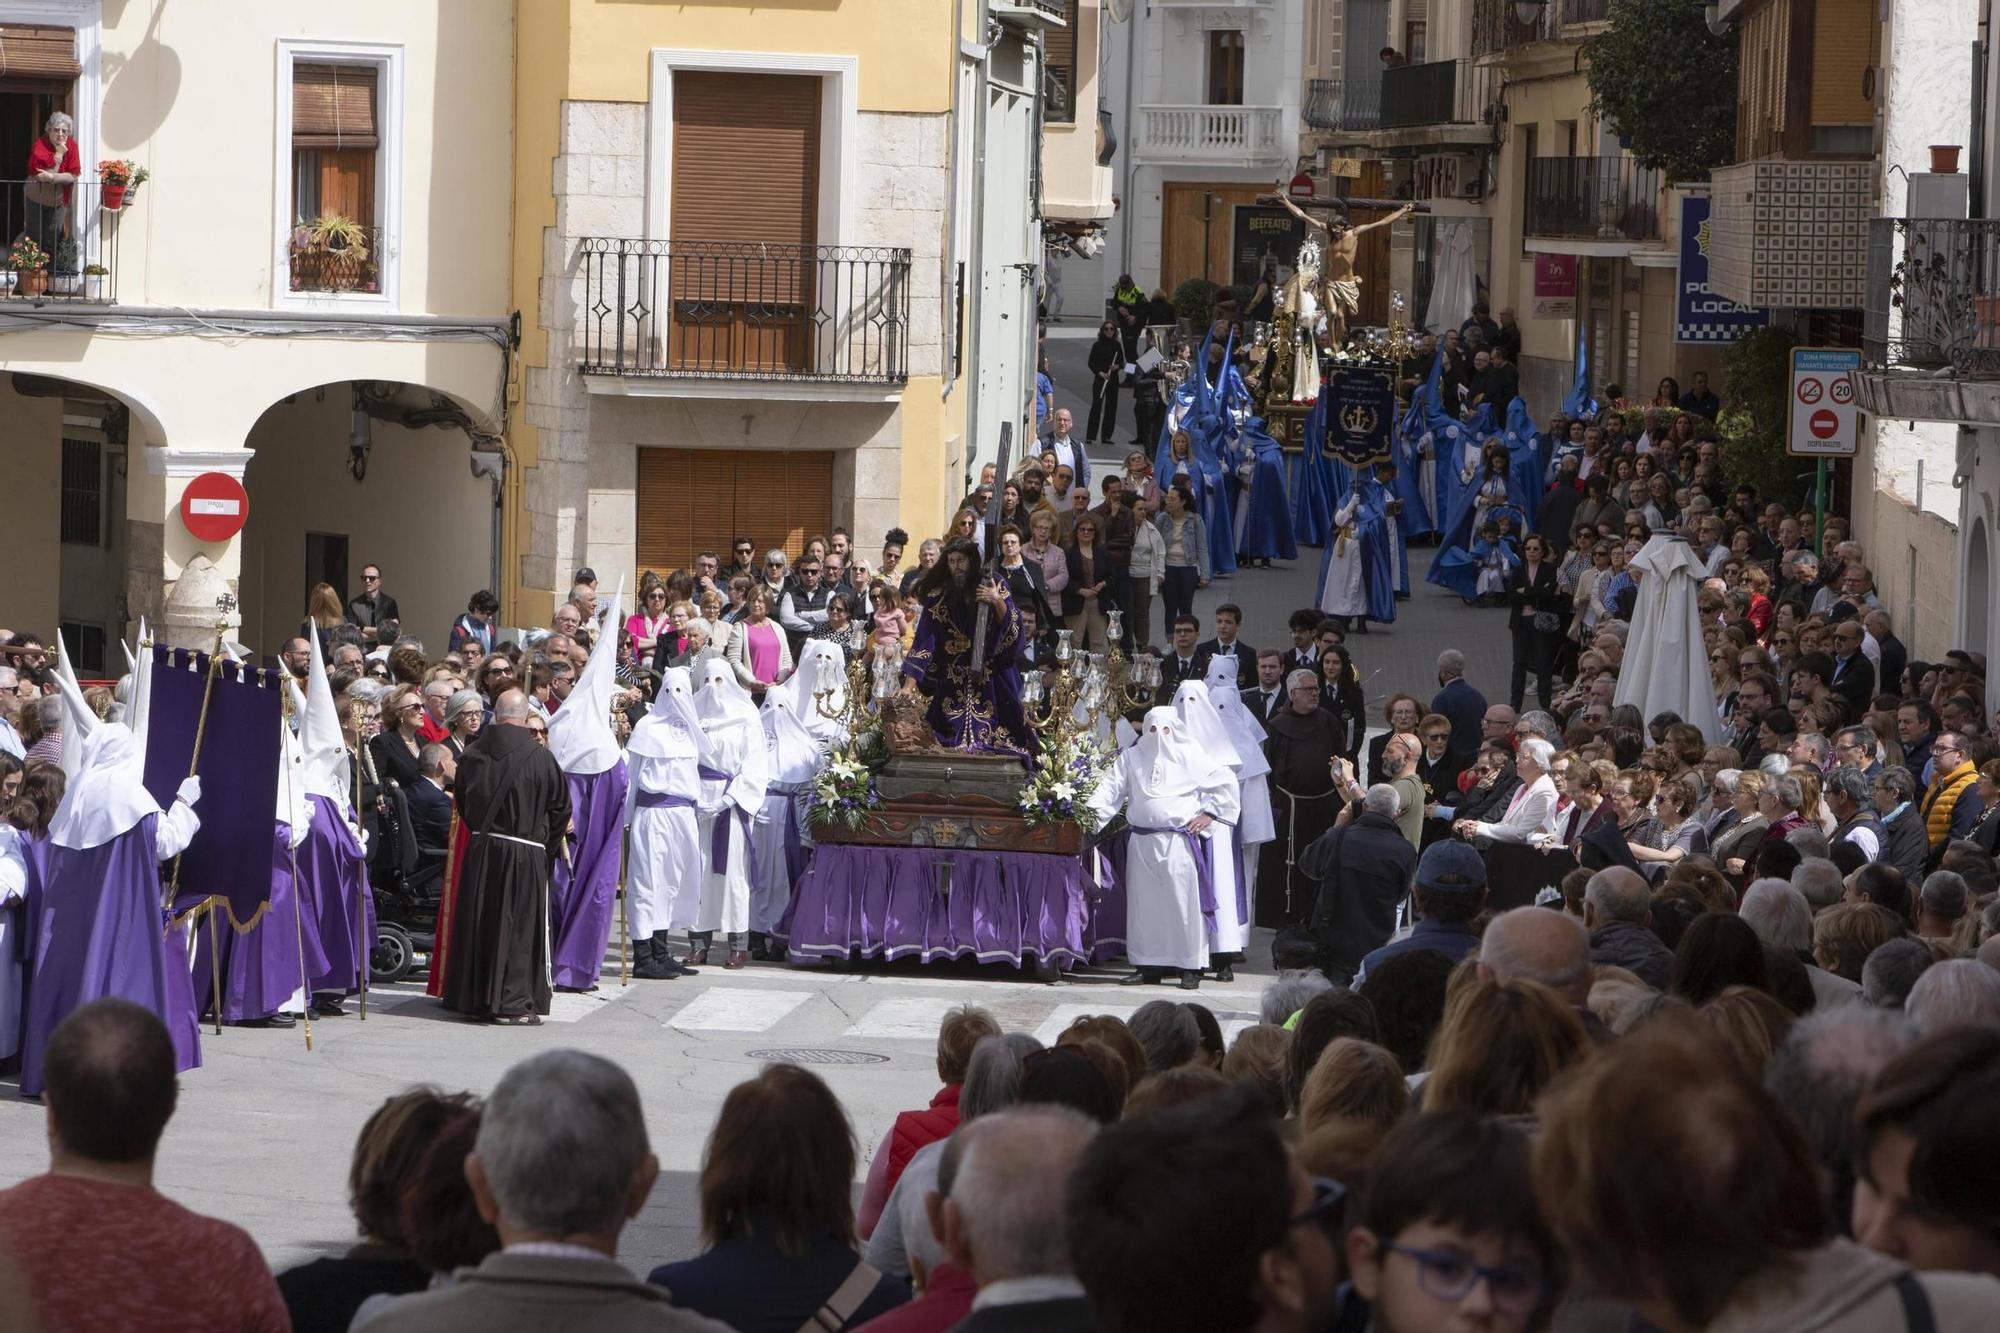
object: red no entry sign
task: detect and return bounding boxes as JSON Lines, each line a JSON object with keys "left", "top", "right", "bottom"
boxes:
{"left": 180, "top": 471, "right": 249, "bottom": 543}
{"left": 1808, "top": 409, "right": 1840, "bottom": 439}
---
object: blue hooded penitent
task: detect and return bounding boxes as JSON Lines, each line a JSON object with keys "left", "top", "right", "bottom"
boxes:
{"left": 1562, "top": 325, "right": 1598, "bottom": 420}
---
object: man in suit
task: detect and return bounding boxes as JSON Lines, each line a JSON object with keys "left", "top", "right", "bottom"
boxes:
{"left": 1430, "top": 649, "right": 1488, "bottom": 756}
{"left": 1828, "top": 620, "right": 1876, "bottom": 719}
{"left": 1281, "top": 609, "right": 1323, "bottom": 677}
{"left": 1241, "top": 649, "right": 1286, "bottom": 726}
{"left": 1156, "top": 614, "right": 1204, "bottom": 705}
{"left": 1865, "top": 607, "right": 1905, "bottom": 694}
{"left": 352, "top": 1050, "right": 728, "bottom": 1333}
{"left": 1193, "top": 603, "right": 1256, "bottom": 689}
{"left": 1039, "top": 407, "right": 1091, "bottom": 493}
{"left": 409, "top": 744, "right": 456, "bottom": 853}
{"left": 941, "top": 1106, "right": 1100, "bottom": 1333}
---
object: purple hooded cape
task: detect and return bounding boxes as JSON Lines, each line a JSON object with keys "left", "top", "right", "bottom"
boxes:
{"left": 18, "top": 813, "right": 200, "bottom": 1098}
{"left": 300, "top": 794, "right": 374, "bottom": 995}
{"left": 549, "top": 762, "right": 629, "bottom": 989}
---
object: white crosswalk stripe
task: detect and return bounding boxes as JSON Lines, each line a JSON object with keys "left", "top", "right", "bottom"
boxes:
{"left": 668, "top": 989, "right": 816, "bottom": 1032}
{"left": 545, "top": 985, "right": 634, "bottom": 1023}
{"left": 1030, "top": 1001, "right": 1145, "bottom": 1046}
{"left": 840, "top": 996, "right": 961, "bottom": 1041}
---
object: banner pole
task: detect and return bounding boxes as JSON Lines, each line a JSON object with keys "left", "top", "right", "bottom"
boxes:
{"left": 282, "top": 685, "right": 313, "bottom": 1052}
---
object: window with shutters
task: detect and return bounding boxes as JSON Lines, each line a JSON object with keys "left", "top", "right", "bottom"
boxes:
{"left": 635, "top": 447, "right": 835, "bottom": 582}
{"left": 1207, "top": 31, "right": 1245, "bottom": 107}
{"left": 276, "top": 44, "right": 401, "bottom": 304}
{"left": 668, "top": 71, "right": 823, "bottom": 374}
{"left": 1043, "top": 2, "right": 1079, "bottom": 125}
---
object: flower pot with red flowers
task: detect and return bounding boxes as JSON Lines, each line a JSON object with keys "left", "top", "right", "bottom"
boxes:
{"left": 97, "top": 158, "right": 148, "bottom": 210}
{"left": 8, "top": 237, "right": 48, "bottom": 297}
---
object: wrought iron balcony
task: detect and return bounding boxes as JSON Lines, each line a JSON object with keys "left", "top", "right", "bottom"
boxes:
{"left": 1, "top": 179, "right": 120, "bottom": 304}
{"left": 1380, "top": 58, "right": 1498, "bottom": 129}
{"left": 577, "top": 239, "right": 911, "bottom": 384}
{"left": 1523, "top": 156, "right": 1664, "bottom": 242}
{"left": 1302, "top": 77, "right": 1379, "bottom": 134}
{"left": 1863, "top": 217, "right": 2000, "bottom": 376}
{"left": 1136, "top": 104, "right": 1288, "bottom": 163}
{"left": 1473, "top": 0, "right": 1562, "bottom": 56}
{"left": 288, "top": 223, "right": 384, "bottom": 295}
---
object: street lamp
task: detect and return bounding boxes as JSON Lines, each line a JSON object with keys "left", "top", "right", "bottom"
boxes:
{"left": 1511, "top": 0, "right": 1549, "bottom": 25}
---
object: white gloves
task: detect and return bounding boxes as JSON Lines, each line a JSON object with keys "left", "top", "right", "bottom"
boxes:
{"left": 176, "top": 776, "right": 202, "bottom": 807}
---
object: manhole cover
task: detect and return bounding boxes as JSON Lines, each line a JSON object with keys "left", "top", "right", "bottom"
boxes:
{"left": 745, "top": 1048, "right": 892, "bottom": 1066}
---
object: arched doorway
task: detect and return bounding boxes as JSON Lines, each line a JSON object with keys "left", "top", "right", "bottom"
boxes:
{"left": 0, "top": 372, "right": 150, "bottom": 674}
{"left": 239, "top": 381, "right": 502, "bottom": 657}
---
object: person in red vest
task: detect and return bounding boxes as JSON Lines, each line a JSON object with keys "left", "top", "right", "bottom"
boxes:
{"left": 857, "top": 1005, "right": 1001, "bottom": 1237}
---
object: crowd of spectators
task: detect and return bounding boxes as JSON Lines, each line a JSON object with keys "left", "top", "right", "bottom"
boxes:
{"left": 7, "top": 926, "right": 1999, "bottom": 1332}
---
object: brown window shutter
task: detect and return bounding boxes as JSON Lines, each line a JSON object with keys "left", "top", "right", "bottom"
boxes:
{"left": 0, "top": 25, "right": 79, "bottom": 83}
{"left": 670, "top": 72, "right": 820, "bottom": 248}
{"left": 636, "top": 448, "right": 835, "bottom": 587}
{"left": 1044, "top": 2, "right": 1078, "bottom": 125}
{"left": 1810, "top": 0, "right": 1874, "bottom": 127}
{"left": 294, "top": 63, "right": 380, "bottom": 149}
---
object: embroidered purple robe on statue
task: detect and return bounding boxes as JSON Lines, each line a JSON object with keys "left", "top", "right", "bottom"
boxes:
{"left": 900, "top": 582, "right": 1032, "bottom": 760}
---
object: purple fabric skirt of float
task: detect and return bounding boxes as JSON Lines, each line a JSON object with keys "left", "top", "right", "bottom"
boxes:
{"left": 775, "top": 843, "right": 1096, "bottom": 968}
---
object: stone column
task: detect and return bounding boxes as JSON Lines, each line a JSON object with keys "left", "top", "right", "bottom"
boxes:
{"left": 135, "top": 448, "right": 250, "bottom": 649}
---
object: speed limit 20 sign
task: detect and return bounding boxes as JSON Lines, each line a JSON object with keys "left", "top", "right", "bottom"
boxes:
{"left": 1787, "top": 348, "right": 1862, "bottom": 457}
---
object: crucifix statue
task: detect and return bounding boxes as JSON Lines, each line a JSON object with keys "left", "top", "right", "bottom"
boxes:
{"left": 1270, "top": 194, "right": 1416, "bottom": 402}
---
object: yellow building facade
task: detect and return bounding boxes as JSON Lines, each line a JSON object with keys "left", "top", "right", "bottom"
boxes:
{"left": 507, "top": 0, "right": 974, "bottom": 622}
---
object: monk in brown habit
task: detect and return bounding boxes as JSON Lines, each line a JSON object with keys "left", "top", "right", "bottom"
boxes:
{"left": 441, "top": 689, "right": 571, "bottom": 1025}
{"left": 1261, "top": 669, "right": 1346, "bottom": 926}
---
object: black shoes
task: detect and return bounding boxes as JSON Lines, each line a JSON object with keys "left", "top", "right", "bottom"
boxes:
{"left": 1214, "top": 963, "right": 1235, "bottom": 983}
{"left": 1179, "top": 970, "right": 1201, "bottom": 990}
{"left": 1121, "top": 969, "right": 1158, "bottom": 986}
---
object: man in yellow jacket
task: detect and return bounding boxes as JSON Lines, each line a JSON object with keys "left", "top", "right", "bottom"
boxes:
{"left": 1920, "top": 733, "right": 1983, "bottom": 867}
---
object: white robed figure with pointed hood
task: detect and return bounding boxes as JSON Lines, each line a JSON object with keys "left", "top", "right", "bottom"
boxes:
{"left": 751, "top": 640, "right": 845, "bottom": 959}
{"left": 1205, "top": 658, "right": 1277, "bottom": 974}
{"left": 621, "top": 665, "right": 706, "bottom": 980}
{"left": 1615, "top": 532, "right": 1720, "bottom": 743}
{"left": 1088, "top": 706, "right": 1239, "bottom": 989}
{"left": 296, "top": 624, "right": 373, "bottom": 1013}
{"left": 690, "top": 657, "right": 772, "bottom": 968}
{"left": 1172, "top": 679, "right": 1258, "bottom": 980}
{"left": 544, "top": 585, "right": 631, "bottom": 990}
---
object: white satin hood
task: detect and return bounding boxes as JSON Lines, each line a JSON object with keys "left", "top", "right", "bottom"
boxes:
{"left": 627, "top": 666, "right": 704, "bottom": 760}
{"left": 546, "top": 583, "right": 625, "bottom": 775}
{"left": 47, "top": 723, "right": 163, "bottom": 850}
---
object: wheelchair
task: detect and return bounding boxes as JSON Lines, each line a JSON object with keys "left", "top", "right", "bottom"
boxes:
{"left": 368, "top": 779, "right": 450, "bottom": 984}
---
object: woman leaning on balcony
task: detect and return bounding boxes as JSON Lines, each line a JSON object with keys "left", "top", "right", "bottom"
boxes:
{"left": 24, "top": 111, "right": 79, "bottom": 255}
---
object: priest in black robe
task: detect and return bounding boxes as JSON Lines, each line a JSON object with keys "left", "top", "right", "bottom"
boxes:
{"left": 441, "top": 689, "right": 571, "bottom": 1024}
{"left": 1261, "top": 670, "right": 1346, "bottom": 926}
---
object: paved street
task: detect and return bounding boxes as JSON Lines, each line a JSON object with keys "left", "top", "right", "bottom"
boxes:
{"left": 0, "top": 437, "right": 1510, "bottom": 1273}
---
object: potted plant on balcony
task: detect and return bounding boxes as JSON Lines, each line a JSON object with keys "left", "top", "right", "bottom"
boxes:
{"left": 290, "top": 213, "right": 371, "bottom": 292}
{"left": 97, "top": 159, "right": 148, "bottom": 210}
{"left": 50, "top": 234, "right": 80, "bottom": 295}
{"left": 8, "top": 237, "right": 48, "bottom": 298}
{"left": 83, "top": 263, "right": 109, "bottom": 301}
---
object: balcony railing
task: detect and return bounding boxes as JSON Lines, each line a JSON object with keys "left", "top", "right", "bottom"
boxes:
{"left": 1523, "top": 157, "right": 1664, "bottom": 242}
{"left": 1381, "top": 58, "right": 1498, "bottom": 129}
{"left": 577, "top": 239, "right": 911, "bottom": 384}
{"left": 1303, "top": 77, "right": 1379, "bottom": 133}
{"left": 1, "top": 179, "right": 120, "bottom": 304}
{"left": 1137, "top": 104, "right": 1287, "bottom": 162}
{"left": 1863, "top": 217, "right": 2000, "bottom": 376}
{"left": 288, "top": 223, "right": 383, "bottom": 295}
{"left": 1473, "top": 0, "right": 1562, "bottom": 56}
